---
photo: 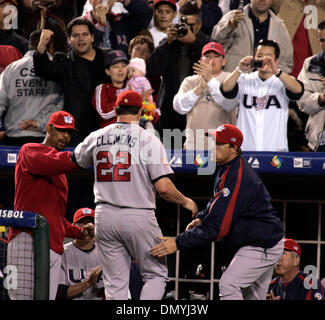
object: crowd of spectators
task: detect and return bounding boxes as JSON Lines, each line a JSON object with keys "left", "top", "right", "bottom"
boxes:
{"left": 1, "top": 0, "right": 325, "bottom": 301}
{"left": 1, "top": 0, "right": 325, "bottom": 150}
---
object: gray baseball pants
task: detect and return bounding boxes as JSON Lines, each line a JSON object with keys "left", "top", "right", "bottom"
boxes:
{"left": 95, "top": 204, "right": 168, "bottom": 300}
{"left": 219, "top": 238, "right": 284, "bottom": 300}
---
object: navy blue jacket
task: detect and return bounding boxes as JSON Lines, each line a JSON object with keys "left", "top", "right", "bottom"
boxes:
{"left": 268, "top": 271, "right": 325, "bottom": 300}
{"left": 176, "top": 156, "right": 284, "bottom": 252}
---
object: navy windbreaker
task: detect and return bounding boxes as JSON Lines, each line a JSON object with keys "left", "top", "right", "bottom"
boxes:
{"left": 176, "top": 156, "right": 284, "bottom": 252}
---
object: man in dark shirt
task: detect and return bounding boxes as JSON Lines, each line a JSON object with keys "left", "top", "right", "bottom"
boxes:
{"left": 146, "top": 1, "right": 211, "bottom": 138}
{"left": 151, "top": 124, "right": 284, "bottom": 300}
{"left": 267, "top": 238, "right": 324, "bottom": 300}
{"left": 33, "top": 18, "right": 110, "bottom": 145}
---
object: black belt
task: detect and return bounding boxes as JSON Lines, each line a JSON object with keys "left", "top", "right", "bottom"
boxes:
{"left": 95, "top": 201, "right": 154, "bottom": 210}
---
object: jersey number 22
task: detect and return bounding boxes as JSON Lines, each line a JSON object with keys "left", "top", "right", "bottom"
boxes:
{"left": 96, "top": 151, "right": 131, "bottom": 182}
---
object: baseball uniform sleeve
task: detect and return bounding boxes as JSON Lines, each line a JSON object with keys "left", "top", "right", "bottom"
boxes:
{"left": 72, "top": 133, "right": 96, "bottom": 169}
{"left": 143, "top": 134, "right": 174, "bottom": 182}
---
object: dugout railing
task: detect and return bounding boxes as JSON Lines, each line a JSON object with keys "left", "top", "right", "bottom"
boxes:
{"left": 0, "top": 210, "right": 50, "bottom": 300}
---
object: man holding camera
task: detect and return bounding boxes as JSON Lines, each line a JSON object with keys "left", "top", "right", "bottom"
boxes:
{"left": 146, "top": 1, "right": 211, "bottom": 136}
{"left": 220, "top": 39, "right": 304, "bottom": 151}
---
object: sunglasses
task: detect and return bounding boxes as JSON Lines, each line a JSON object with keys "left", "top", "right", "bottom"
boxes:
{"left": 320, "top": 38, "right": 325, "bottom": 43}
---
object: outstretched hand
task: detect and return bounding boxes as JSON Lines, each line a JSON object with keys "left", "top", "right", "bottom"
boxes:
{"left": 150, "top": 236, "right": 177, "bottom": 257}
{"left": 185, "top": 218, "right": 202, "bottom": 231}
{"left": 80, "top": 223, "right": 95, "bottom": 240}
{"left": 266, "top": 290, "right": 280, "bottom": 300}
{"left": 183, "top": 198, "right": 198, "bottom": 218}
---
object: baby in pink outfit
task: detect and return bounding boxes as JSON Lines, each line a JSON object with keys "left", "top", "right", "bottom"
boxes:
{"left": 126, "top": 57, "right": 153, "bottom": 99}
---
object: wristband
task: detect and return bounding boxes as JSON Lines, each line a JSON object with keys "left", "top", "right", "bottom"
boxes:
{"left": 236, "top": 66, "right": 243, "bottom": 74}
{"left": 276, "top": 69, "right": 283, "bottom": 78}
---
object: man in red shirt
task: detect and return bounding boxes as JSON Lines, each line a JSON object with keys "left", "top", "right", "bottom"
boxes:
{"left": 7, "top": 110, "right": 94, "bottom": 300}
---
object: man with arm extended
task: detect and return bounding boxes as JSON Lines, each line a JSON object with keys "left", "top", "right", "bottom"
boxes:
{"left": 7, "top": 111, "right": 94, "bottom": 300}
{"left": 151, "top": 124, "right": 284, "bottom": 300}
{"left": 220, "top": 39, "right": 304, "bottom": 151}
{"left": 71, "top": 90, "right": 197, "bottom": 300}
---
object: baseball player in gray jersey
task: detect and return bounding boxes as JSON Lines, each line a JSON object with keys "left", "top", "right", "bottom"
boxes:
{"left": 71, "top": 90, "right": 198, "bottom": 300}
{"left": 56, "top": 208, "right": 104, "bottom": 300}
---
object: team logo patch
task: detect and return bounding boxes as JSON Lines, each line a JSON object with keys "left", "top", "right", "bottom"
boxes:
{"left": 221, "top": 187, "right": 230, "bottom": 197}
{"left": 64, "top": 116, "right": 73, "bottom": 124}
{"left": 314, "top": 292, "right": 322, "bottom": 300}
{"left": 82, "top": 208, "right": 92, "bottom": 215}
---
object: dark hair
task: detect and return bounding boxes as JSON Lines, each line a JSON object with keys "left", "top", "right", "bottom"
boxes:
{"left": 254, "top": 39, "right": 280, "bottom": 60}
{"left": 128, "top": 35, "right": 154, "bottom": 57}
{"left": 115, "top": 105, "right": 141, "bottom": 115}
{"left": 29, "top": 29, "right": 43, "bottom": 50}
{"left": 66, "top": 18, "right": 94, "bottom": 37}
{"left": 179, "top": 1, "right": 201, "bottom": 21}
{"left": 318, "top": 20, "right": 325, "bottom": 31}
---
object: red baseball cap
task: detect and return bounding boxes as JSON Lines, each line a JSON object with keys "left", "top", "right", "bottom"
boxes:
{"left": 202, "top": 42, "right": 225, "bottom": 57}
{"left": 284, "top": 238, "right": 301, "bottom": 256}
{"left": 73, "top": 207, "right": 95, "bottom": 224}
{"left": 206, "top": 124, "right": 243, "bottom": 147}
{"left": 154, "top": 0, "right": 176, "bottom": 10}
{"left": 48, "top": 111, "right": 78, "bottom": 132}
{"left": 115, "top": 90, "right": 143, "bottom": 109}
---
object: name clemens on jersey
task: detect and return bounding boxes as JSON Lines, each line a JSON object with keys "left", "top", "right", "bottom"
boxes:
{"left": 96, "top": 133, "right": 138, "bottom": 148}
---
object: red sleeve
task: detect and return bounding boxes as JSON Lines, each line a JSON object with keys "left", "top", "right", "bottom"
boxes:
{"left": 21, "top": 144, "right": 77, "bottom": 175}
{"left": 63, "top": 218, "right": 82, "bottom": 239}
{"left": 92, "top": 84, "right": 117, "bottom": 121}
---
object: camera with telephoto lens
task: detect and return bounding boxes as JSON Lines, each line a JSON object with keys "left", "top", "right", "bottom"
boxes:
{"left": 250, "top": 59, "right": 263, "bottom": 69}
{"left": 174, "top": 16, "right": 188, "bottom": 38}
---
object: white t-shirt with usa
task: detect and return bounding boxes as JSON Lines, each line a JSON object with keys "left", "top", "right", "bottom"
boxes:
{"left": 231, "top": 72, "right": 297, "bottom": 151}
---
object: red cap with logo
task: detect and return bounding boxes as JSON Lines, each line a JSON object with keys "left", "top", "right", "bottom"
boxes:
{"left": 48, "top": 111, "right": 78, "bottom": 132}
{"left": 202, "top": 42, "right": 225, "bottom": 57}
{"left": 154, "top": 0, "right": 176, "bottom": 10}
{"left": 73, "top": 207, "right": 95, "bottom": 224}
{"left": 206, "top": 124, "right": 243, "bottom": 147}
{"left": 115, "top": 90, "right": 143, "bottom": 109}
{"left": 284, "top": 238, "right": 301, "bottom": 256}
